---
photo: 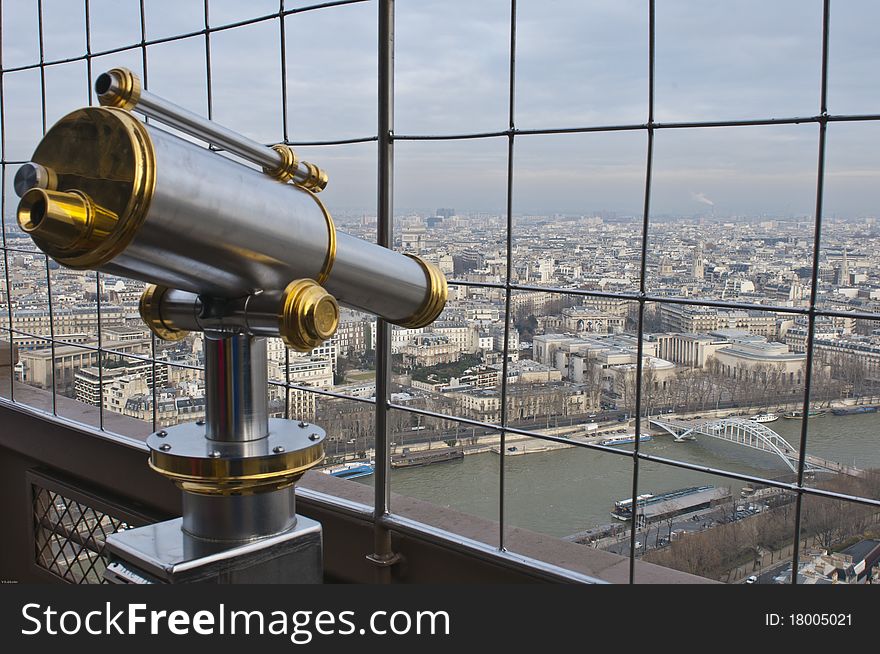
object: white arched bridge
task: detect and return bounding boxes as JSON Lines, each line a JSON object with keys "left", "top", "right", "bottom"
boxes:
{"left": 649, "top": 417, "right": 864, "bottom": 477}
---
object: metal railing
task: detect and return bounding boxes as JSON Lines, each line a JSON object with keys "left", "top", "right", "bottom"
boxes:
{"left": 2, "top": 0, "right": 880, "bottom": 584}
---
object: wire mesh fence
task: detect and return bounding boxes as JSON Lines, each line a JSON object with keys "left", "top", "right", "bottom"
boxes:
{"left": 3, "top": 0, "right": 880, "bottom": 583}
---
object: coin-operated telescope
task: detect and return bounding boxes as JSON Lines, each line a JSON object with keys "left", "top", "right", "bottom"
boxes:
{"left": 15, "top": 68, "right": 447, "bottom": 584}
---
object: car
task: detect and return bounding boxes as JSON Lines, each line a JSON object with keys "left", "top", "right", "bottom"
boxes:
{"left": 634, "top": 541, "right": 642, "bottom": 549}
{"left": 745, "top": 575, "right": 758, "bottom": 584}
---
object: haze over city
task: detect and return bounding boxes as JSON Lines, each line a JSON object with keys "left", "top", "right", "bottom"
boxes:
{"left": 2, "top": 0, "right": 879, "bottom": 217}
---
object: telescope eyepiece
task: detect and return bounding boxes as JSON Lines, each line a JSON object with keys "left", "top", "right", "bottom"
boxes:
{"left": 18, "top": 188, "right": 118, "bottom": 253}
{"left": 263, "top": 144, "right": 329, "bottom": 194}
{"left": 19, "top": 191, "right": 47, "bottom": 230}
{"left": 94, "top": 72, "right": 113, "bottom": 95}
{"left": 95, "top": 68, "right": 141, "bottom": 111}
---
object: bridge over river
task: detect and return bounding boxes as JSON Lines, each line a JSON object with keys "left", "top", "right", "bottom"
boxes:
{"left": 649, "top": 417, "right": 866, "bottom": 477}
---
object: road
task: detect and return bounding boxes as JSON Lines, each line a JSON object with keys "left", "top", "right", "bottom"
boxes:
{"left": 325, "top": 401, "right": 767, "bottom": 459}
{"left": 751, "top": 559, "right": 793, "bottom": 584}
{"left": 602, "top": 506, "right": 726, "bottom": 556}
{"left": 327, "top": 409, "right": 633, "bottom": 456}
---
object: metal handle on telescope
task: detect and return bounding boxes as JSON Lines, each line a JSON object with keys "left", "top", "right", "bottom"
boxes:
{"left": 94, "top": 67, "right": 327, "bottom": 192}
{"left": 139, "top": 280, "right": 340, "bottom": 352}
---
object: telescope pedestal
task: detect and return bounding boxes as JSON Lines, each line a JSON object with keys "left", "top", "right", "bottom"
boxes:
{"left": 103, "top": 515, "right": 322, "bottom": 584}
{"left": 13, "top": 73, "right": 450, "bottom": 584}
{"left": 104, "top": 334, "right": 325, "bottom": 584}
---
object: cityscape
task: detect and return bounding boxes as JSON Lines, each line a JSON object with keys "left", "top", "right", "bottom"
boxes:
{"left": 3, "top": 207, "right": 880, "bottom": 584}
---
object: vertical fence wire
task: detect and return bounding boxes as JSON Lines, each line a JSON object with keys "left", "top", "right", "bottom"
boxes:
{"left": 204, "top": 0, "right": 213, "bottom": 121}
{"left": 376, "top": 0, "right": 393, "bottom": 505}
{"left": 372, "top": 0, "right": 394, "bottom": 576}
{"left": 627, "top": 0, "right": 657, "bottom": 584}
{"left": 0, "top": 1, "right": 8, "bottom": 402}
{"left": 497, "top": 0, "right": 517, "bottom": 553}
{"left": 83, "top": 0, "right": 105, "bottom": 432}
{"left": 0, "top": 161, "right": 11, "bottom": 403}
{"left": 0, "top": 1, "right": 12, "bottom": 404}
{"left": 279, "top": 1, "right": 289, "bottom": 144}
{"left": 790, "top": 0, "right": 833, "bottom": 584}
{"left": 36, "top": 0, "right": 58, "bottom": 416}
{"left": 279, "top": 3, "right": 291, "bottom": 422}
{"left": 134, "top": 0, "right": 159, "bottom": 431}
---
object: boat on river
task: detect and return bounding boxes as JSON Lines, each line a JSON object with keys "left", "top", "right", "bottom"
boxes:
{"left": 599, "top": 433, "right": 652, "bottom": 446}
{"left": 321, "top": 462, "right": 374, "bottom": 479}
{"left": 490, "top": 445, "right": 551, "bottom": 456}
{"left": 831, "top": 406, "right": 878, "bottom": 416}
{"left": 783, "top": 409, "right": 827, "bottom": 419}
{"left": 749, "top": 413, "right": 779, "bottom": 423}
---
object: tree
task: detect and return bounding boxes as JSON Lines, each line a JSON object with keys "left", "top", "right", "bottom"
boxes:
{"left": 514, "top": 312, "right": 539, "bottom": 340}
{"left": 619, "top": 367, "right": 638, "bottom": 418}
{"left": 802, "top": 496, "right": 849, "bottom": 550}
{"left": 641, "top": 303, "right": 664, "bottom": 332}
{"left": 645, "top": 530, "right": 723, "bottom": 578}
{"left": 825, "top": 352, "right": 869, "bottom": 400}
{"left": 581, "top": 350, "right": 605, "bottom": 410}
{"left": 333, "top": 355, "right": 352, "bottom": 385}
{"left": 751, "top": 362, "right": 772, "bottom": 410}
{"left": 768, "top": 362, "right": 787, "bottom": 407}
{"left": 800, "top": 474, "right": 880, "bottom": 551}
{"left": 810, "top": 362, "right": 842, "bottom": 407}
{"left": 640, "top": 360, "right": 658, "bottom": 416}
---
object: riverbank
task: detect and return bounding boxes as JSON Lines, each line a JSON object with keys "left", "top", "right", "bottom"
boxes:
{"left": 318, "top": 419, "right": 636, "bottom": 470}
{"left": 320, "top": 397, "right": 880, "bottom": 473}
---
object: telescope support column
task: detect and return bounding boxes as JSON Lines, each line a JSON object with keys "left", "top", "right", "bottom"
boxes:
{"left": 182, "top": 334, "right": 297, "bottom": 543}
{"left": 103, "top": 334, "right": 325, "bottom": 584}
{"left": 204, "top": 334, "right": 269, "bottom": 443}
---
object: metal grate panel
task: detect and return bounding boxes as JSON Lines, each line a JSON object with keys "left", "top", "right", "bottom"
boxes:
{"left": 29, "top": 471, "right": 149, "bottom": 584}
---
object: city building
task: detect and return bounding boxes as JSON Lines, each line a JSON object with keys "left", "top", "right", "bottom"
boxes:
{"left": 17, "top": 339, "right": 151, "bottom": 390}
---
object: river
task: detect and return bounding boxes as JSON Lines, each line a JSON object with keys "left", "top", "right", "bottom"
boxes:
{"left": 355, "top": 412, "right": 880, "bottom": 538}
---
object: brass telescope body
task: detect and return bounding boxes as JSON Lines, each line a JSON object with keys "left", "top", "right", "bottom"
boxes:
{"left": 16, "top": 102, "right": 447, "bottom": 340}
{"left": 14, "top": 69, "right": 448, "bottom": 545}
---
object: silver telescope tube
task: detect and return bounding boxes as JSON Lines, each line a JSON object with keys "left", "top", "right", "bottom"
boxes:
{"left": 15, "top": 103, "right": 447, "bottom": 333}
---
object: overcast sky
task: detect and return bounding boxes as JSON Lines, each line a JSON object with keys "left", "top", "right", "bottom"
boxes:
{"left": 2, "top": 0, "right": 879, "bottom": 218}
